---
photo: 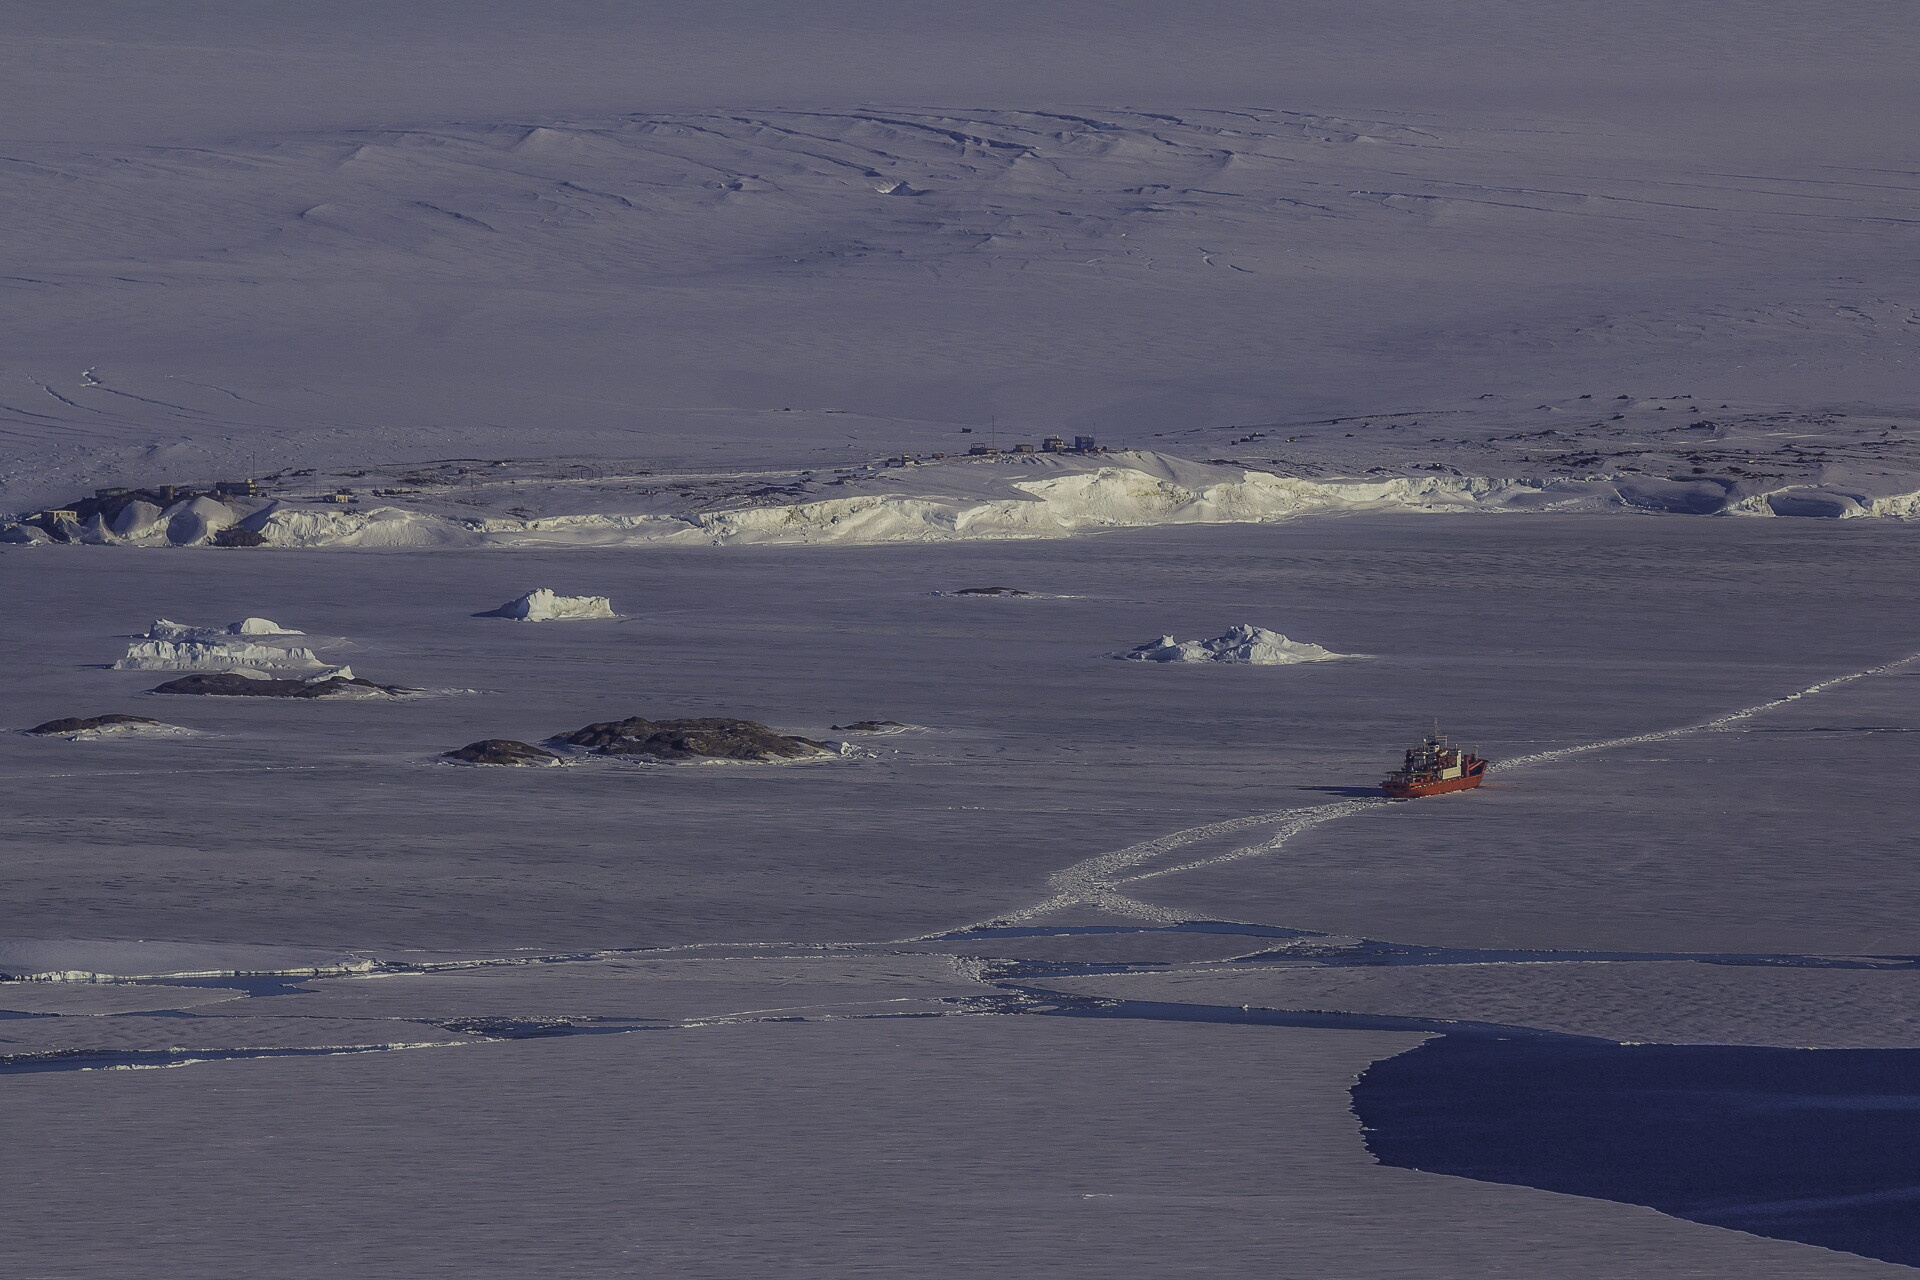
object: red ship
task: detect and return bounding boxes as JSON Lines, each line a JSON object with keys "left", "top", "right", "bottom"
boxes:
{"left": 1381, "top": 725, "right": 1488, "bottom": 798}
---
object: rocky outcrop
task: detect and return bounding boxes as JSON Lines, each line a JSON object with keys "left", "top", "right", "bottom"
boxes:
{"left": 443, "top": 739, "right": 562, "bottom": 766}
{"left": 26, "top": 714, "right": 164, "bottom": 735}
{"left": 149, "top": 673, "right": 411, "bottom": 698}
{"left": 555, "top": 716, "right": 829, "bottom": 762}
{"left": 830, "top": 720, "right": 911, "bottom": 733}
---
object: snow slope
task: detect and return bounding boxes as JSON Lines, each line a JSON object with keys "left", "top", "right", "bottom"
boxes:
{"left": 3, "top": 102, "right": 1919, "bottom": 512}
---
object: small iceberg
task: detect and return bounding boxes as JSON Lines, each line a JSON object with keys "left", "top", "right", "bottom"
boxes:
{"left": 476, "top": 589, "right": 617, "bottom": 622}
{"left": 1113, "top": 624, "right": 1354, "bottom": 665}
{"left": 113, "top": 616, "right": 326, "bottom": 671}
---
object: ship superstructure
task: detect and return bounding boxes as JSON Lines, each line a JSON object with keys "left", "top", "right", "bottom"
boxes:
{"left": 1381, "top": 725, "right": 1488, "bottom": 798}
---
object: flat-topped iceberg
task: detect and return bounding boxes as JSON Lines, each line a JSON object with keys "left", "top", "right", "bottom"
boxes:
{"left": 1115, "top": 624, "right": 1354, "bottom": 665}
{"left": 114, "top": 638, "right": 327, "bottom": 671}
{"left": 477, "top": 588, "right": 617, "bottom": 621}
{"left": 113, "top": 617, "right": 324, "bottom": 671}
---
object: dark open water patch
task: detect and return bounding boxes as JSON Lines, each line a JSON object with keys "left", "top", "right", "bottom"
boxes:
{"left": 1356, "top": 1038, "right": 1920, "bottom": 1267}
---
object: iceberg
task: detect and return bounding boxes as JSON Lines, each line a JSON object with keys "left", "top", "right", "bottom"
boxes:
{"left": 1114, "top": 624, "right": 1354, "bottom": 665}
{"left": 477, "top": 589, "right": 618, "bottom": 621}
{"left": 112, "top": 618, "right": 324, "bottom": 671}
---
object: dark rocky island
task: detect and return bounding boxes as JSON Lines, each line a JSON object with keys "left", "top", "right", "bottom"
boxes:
{"left": 26, "top": 714, "right": 166, "bottom": 735}
{"left": 830, "top": 720, "right": 911, "bottom": 733}
{"left": 555, "top": 716, "right": 829, "bottom": 762}
{"left": 951, "top": 586, "right": 1033, "bottom": 597}
{"left": 150, "top": 673, "right": 413, "bottom": 698}
{"left": 444, "top": 739, "right": 562, "bottom": 767}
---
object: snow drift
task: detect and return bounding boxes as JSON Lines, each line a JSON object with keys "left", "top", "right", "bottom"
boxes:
{"left": 1115, "top": 625, "right": 1353, "bottom": 665}
{"left": 477, "top": 589, "right": 617, "bottom": 621}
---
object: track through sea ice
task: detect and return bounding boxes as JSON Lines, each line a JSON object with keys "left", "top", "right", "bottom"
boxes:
{"left": 979, "top": 648, "right": 1920, "bottom": 929}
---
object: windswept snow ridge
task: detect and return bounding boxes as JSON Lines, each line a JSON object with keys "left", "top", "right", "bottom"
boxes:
{"left": 1115, "top": 624, "right": 1352, "bottom": 665}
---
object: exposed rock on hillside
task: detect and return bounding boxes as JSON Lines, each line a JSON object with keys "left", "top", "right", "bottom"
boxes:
{"left": 556, "top": 716, "right": 828, "bottom": 762}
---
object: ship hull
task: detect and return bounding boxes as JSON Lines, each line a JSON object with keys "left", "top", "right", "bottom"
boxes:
{"left": 1381, "top": 770, "right": 1486, "bottom": 799}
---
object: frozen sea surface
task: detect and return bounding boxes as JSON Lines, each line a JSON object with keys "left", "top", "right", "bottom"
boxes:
{"left": 7, "top": 514, "right": 1920, "bottom": 1275}
{"left": 7, "top": 514, "right": 1920, "bottom": 949}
